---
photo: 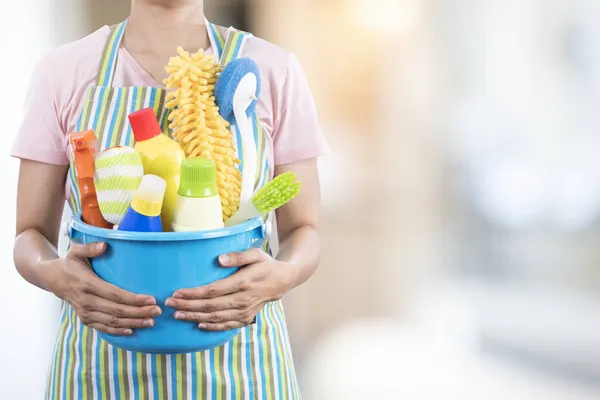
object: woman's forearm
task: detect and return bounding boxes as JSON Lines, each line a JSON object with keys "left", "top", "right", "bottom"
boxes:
{"left": 275, "top": 224, "right": 321, "bottom": 289}
{"left": 14, "top": 160, "right": 68, "bottom": 292}
{"left": 13, "top": 229, "right": 61, "bottom": 292}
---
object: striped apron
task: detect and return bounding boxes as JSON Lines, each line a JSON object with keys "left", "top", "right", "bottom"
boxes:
{"left": 49, "top": 20, "right": 301, "bottom": 399}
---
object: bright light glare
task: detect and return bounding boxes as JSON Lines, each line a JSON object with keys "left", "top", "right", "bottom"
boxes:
{"left": 353, "top": 0, "right": 417, "bottom": 31}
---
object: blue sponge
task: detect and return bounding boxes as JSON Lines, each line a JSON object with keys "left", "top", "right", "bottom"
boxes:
{"left": 215, "top": 58, "right": 262, "bottom": 125}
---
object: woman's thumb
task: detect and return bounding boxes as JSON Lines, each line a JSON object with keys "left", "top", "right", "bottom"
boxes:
{"left": 69, "top": 242, "right": 106, "bottom": 260}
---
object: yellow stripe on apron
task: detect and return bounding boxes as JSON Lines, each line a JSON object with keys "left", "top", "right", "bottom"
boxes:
{"left": 50, "top": 19, "right": 299, "bottom": 400}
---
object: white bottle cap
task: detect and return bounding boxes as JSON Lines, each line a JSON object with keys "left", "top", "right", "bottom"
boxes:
{"left": 137, "top": 174, "right": 166, "bottom": 203}
{"left": 131, "top": 174, "right": 167, "bottom": 217}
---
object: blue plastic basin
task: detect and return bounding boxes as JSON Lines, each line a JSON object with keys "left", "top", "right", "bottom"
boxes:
{"left": 69, "top": 215, "right": 265, "bottom": 354}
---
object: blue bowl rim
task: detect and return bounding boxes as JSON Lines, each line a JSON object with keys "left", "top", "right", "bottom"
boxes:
{"left": 70, "top": 214, "right": 264, "bottom": 242}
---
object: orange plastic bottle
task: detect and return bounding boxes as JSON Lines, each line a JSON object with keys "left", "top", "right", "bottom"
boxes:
{"left": 70, "top": 130, "right": 113, "bottom": 229}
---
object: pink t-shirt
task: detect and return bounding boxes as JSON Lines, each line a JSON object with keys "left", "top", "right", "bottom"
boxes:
{"left": 11, "top": 25, "right": 329, "bottom": 195}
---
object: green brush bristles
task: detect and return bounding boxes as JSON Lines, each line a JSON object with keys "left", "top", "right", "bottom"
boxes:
{"left": 252, "top": 171, "right": 301, "bottom": 213}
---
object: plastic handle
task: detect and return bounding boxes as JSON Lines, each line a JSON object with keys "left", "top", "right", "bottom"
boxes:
{"left": 68, "top": 221, "right": 85, "bottom": 245}
{"left": 249, "top": 221, "right": 268, "bottom": 249}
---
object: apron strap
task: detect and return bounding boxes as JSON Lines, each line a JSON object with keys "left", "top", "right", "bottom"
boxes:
{"left": 96, "top": 20, "right": 128, "bottom": 87}
{"left": 206, "top": 20, "right": 252, "bottom": 65}
{"left": 206, "top": 19, "right": 226, "bottom": 62}
{"left": 219, "top": 30, "right": 252, "bottom": 66}
{"left": 210, "top": 24, "right": 271, "bottom": 242}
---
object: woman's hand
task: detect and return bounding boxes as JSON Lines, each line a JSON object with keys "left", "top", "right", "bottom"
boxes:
{"left": 45, "top": 242, "right": 161, "bottom": 336}
{"left": 165, "top": 248, "right": 295, "bottom": 331}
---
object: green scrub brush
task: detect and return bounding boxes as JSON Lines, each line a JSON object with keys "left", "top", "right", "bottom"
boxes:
{"left": 94, "top": 146, "right": 144, "bottom": 225}
{"left": 224, "top": 171, "right": 301, "bottom": 226}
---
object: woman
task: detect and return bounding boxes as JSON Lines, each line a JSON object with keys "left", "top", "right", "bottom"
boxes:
{"left": 11, "top": 0, "right": 328, "bottom": 398}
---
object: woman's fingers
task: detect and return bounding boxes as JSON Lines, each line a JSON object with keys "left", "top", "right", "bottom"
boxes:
{"left": 173, "top": 249, "right": 270, "bottom": 300}
{"left": 68, "top": 242, "right": 106, "bottom": 261}
{"left": 80, "top": 310, "right": 155, "bottom": 329}
{"left": 218, "top": 247, "right": 269, "bottom": 268}
{"left": 173, "top": 273, "right": 250, "bottom": 300}
{"left": 173, "top": 308, "right": 254, "bottom": 326}
{"left": 198, "top": 321, "right": 248, "bottom": 331}
{"left": 64, "top": 251, "right": 159, "bottom": 335}
{"left": 167, "top": 293, "right": 258, "bottom": 330}
{"left": 84, "top": 277, "right": 156, "bottom": 307}
{"left": 89, "top": 295, "right": 162, "bottom": 319}
{"left": 166, "top": 293, "right": 245, "bottom": 313}
{"left": 87, "top": 323, "right": 133, "bottom": 336}
{"left": 173, "top": 310, "right": 239, "bottom": 323}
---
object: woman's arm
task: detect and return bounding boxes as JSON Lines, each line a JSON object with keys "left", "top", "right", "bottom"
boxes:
{"left": 13, "top": 159, "right": 161, "bottom": 335}
{"left": 14, "top": 160, "right": 69, "bottom": 290}
{"left": 272, "top": 158, "right": 322, "bottom": 288}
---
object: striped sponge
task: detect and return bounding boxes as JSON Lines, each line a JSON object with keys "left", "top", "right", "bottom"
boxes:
{"left": 94, "top": 146, "right": 144, "bottom": 225}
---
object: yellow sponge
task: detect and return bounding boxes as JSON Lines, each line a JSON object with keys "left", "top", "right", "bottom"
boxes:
{"left": 164, "top": 47, "right": 242, "bottom": 221}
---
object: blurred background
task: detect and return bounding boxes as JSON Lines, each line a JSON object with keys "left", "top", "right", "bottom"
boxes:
{"left": 2, "top": 0, "right": 600, "bottom": 398}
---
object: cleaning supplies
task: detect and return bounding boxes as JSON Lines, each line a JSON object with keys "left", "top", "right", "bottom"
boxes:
{"left": 94, "top": 146, "right": 144, "bottom": 225}
{"left": 224, "top": 171, "right": 302, "bottom": 227}
{"left": 69, "top": 130, "right": 113, "bottom": 229}
{"left": 118, "top": 174, "right": 166, "bottom": 232}
{"left": 215, "top": 58, "right": 262, "bottom": 205}
{"left": 172, "top": 158, "right": 224, "bottom": 232}
{"left": 128, "top": 108, "right": 185, "bottom": 232}
{"left": 215, "top": 58, "right": 262, "bottom": 123}
{"left": 164, "top": 47, "right": 242, "bottom": 222}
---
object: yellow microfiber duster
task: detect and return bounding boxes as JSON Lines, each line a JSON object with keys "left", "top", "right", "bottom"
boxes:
{"left": 164, "top": 47, "right": 242, "bottom": 221}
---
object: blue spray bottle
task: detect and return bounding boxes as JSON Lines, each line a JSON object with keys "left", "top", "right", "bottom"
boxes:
{"left": 118, "top": 174, "right": 166, "bottom": 232}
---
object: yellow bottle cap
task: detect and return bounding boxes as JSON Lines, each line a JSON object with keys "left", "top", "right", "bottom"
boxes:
{"left": 131, "top": 198, "right": 162, "bottom": 217}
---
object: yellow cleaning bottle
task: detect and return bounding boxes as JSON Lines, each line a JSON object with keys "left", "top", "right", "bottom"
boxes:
{"left": 128, "top": 108, "right": 185, "bottom": 231}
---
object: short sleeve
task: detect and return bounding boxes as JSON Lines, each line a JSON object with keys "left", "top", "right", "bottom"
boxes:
{"left": 272, "top": 55, "right": 330, "bottom": 166}
{"left": 10, "top": 59, "right": 69, "bottom": 165}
